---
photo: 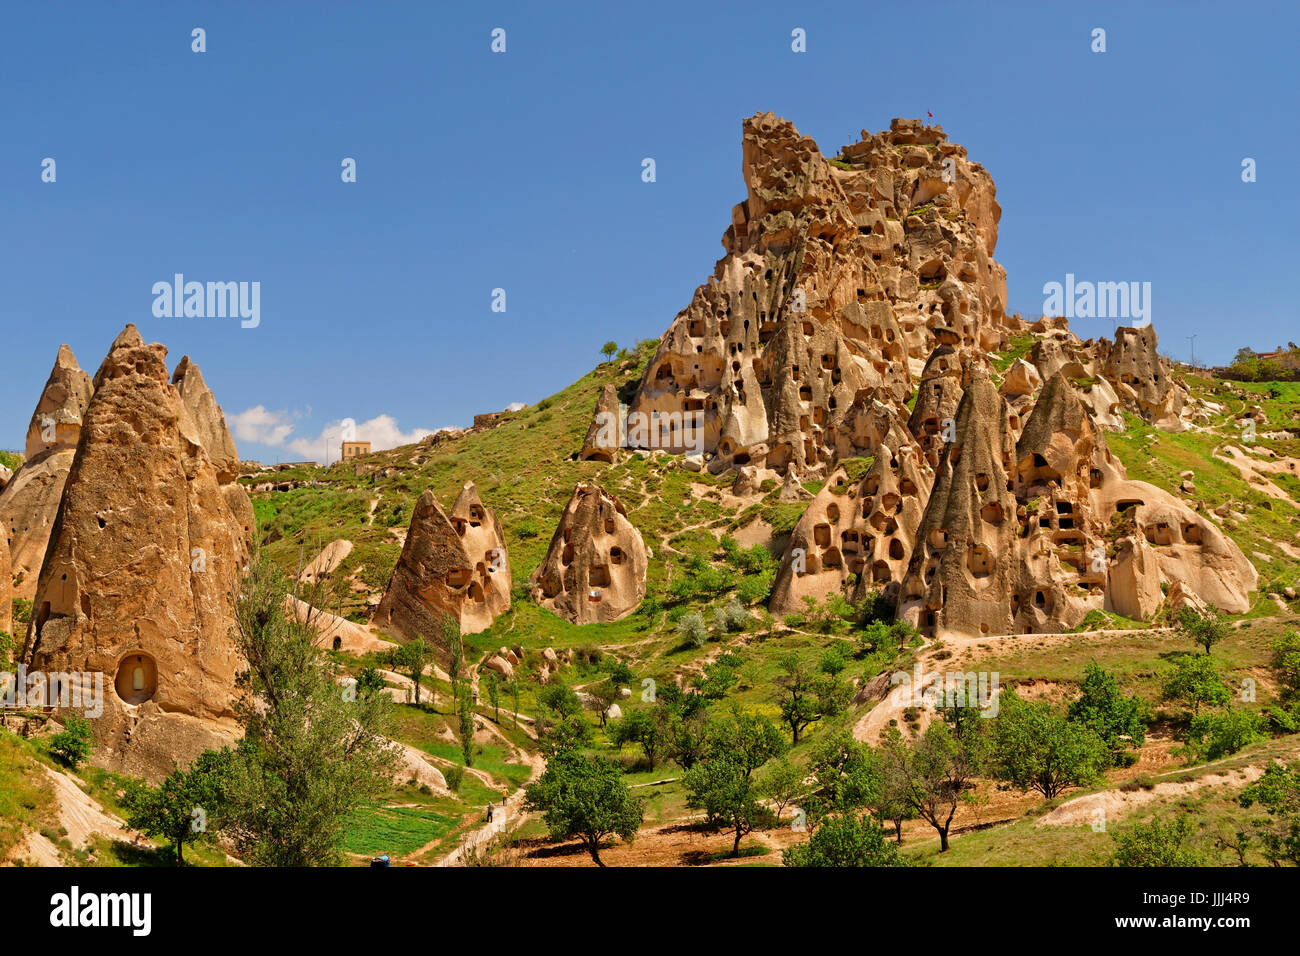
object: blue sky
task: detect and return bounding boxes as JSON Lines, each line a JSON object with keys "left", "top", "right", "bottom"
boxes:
{"left": 2, "top": 1, "right": 1295, "bottom": 463}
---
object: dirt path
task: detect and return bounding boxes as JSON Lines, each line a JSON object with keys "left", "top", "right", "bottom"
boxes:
{"left": 432, "top": 743, "right": 546, "bottom": 867}
{"left": 1038, "top": 766, "right": 1263, "bottom": 827}
{"left": 7, "top": 765, "right": 152, "bottom": 866}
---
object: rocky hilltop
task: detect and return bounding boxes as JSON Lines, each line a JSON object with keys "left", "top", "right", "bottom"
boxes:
{"left": 586, "top": 114, "right": 1256, "bottom": 637}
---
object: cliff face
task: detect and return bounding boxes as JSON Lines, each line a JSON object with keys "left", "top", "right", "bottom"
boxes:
{"left": 23, "top": 326, "right": 248, "bottom": 780}
{"left": 621, "top": 114, "right": 1010, "bottom": 479}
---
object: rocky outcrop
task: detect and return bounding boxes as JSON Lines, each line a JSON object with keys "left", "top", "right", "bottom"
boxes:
{"left": 897, "top": 374, "right": 1020, "bottom": 637}
{"left": 770, "top": 436, "right": 934, "bottom": 615}
{"left": 299, "top": 539, "right": 354, "bottom": 585}
{"left": 376, "top": 483, "right": 511, "bottom": 641}
{"left": 626, "top": 113, "right": 1011, "bottom": 479}
{"left": 24, "top": 345, "right": 94, "bottom": 460}
{"left": 1101, "top": 325, "right": 1187, "bottom": 429}
{"left": 172, "top": 356, "right": 256, "bottom": 555}
{"left": 22, "top": 326, "right": 249, "bottom": 780}
{"left": 579, "top": 384, "right": 623, "bottom": 463}
{"left": 0, "top": 346, "right": 95, "bottom": 601}
{"left": 0, "top": 531, "right": 10, "bottom": 637}
{"left": 895, "top": 369, "right": 1255, "bottom": 638}
{"left": 531, "top": 484, "right": 647, "bottom": 623}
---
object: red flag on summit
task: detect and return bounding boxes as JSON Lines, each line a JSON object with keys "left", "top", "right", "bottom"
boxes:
{"left": 927, "top": 111, "right": 933, "bottom": 118}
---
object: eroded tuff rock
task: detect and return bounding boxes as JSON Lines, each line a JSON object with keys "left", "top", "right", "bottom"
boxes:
{"left": 24, "top": 344, "right": 94, "bottom": 459}
{"left": 771, "top": 436, "right": 934, "bottom": 616}
{"left": 1101, "top": 324, "right": 1188, "bottom": 429}
{"left": 172, "top": 355, "right": 256, "bottom": 556}
{"left": 619, "top": 114, "right": 1011, "bottom": 479}
{"left": 896, "top": 373, "right": 1021, "bottom": 636}
{"left": 0, "top": 531, "right": 10, "bottom": 636}
{"left": 377, "top": 483, "right": 511, "bottom": 640}
{"left": 22, "top": 325, "right": 249, "bottom": 780}
{"left": 892, "top": 371, "right": 1255, "bottom": 638}
{"left": 0, "top": 346, "right": 94, "bottom": 601}
{"left": 579, "top": 383, "right": 623, "bottom": 463}
{"left": 299, "top": 539, "right": 354, "bottom": 585}
{"left": 531, "top": 484, "right": 647, "bottom": 623}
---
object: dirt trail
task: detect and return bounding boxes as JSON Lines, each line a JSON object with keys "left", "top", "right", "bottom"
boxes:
{"left": 1038, "top": 766, "right": 1264, "bottom": 827}
{"left": 7, "top": 765, "right": 151, "bottom": 866}
{"left": 433, "top": 743, "right": 546, "bottom": 867}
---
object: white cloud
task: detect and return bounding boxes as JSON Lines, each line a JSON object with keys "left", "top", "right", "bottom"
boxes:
{"left": 229, "top": 405, "right": 296, "bottom": 447}
{"left": 229, "top": 407, "right": 437, "bottom": 463}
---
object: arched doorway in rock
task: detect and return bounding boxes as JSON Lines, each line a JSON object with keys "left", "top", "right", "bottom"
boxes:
{"left": 114, "top": 652, "right": 158, "bottom": 705}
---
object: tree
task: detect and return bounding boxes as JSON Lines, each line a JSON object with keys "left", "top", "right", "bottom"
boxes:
{"left": 524, "top": 751, "right": 643, "bottom": 866}
{"left": 1176, "top": 605, "right": 1228, "bottom": 656}
{"left": 396, "top": 635, "right": 431, "bottom": 706}
{"left": 1160, "top": 653, "right": 1230, "bottom": 715}
{"left": 600, "top": 341, "right": 619, "bottom": 362}
{"left": 1108, "top": 816, "right": 1204, "bottom": 867}
{"left": 122, "top": 749, "right": 232, "bottom": 865}
{"left": 441, "top": 615, "right": 464, "bottom": 712}
{"left": 1239, "top": 761, "right": 1300, "bottom": 867}
{"left": 783, "top": 812, "right": 906, "bottom": 867}
{"left": 589, "top": 677, "right": 621, "bottom": 728}
{"left": 876, "top": 747, "right": 919, "bottom": 843}
{"left": 610, "top": 707, "right": 668, "bottom": 770}
{"left": 456, "top": 693, "right": 476, "bottom": 767}
{"left": 1269, "top": 629, "right": 1300, "bottom": 704}
{"left": 677, "top": 612, "right": 708, "bottom": 649}
{"left": 1068, "top": 660, "right": 1147, "bottom": 765}
{"left": 1182, "top": 707, "right": 1265, "bottom": 761}
{"left": 805, "top": 732, "right": 878, "bottom": 820}
{"left": 684, "top": 755, "right": 769, "bottom": 857}
{"left": 773, "top": 653, "right": 850, "bottom": 744}
{"left": 509, "top": 675, "right": 521, "bottom": 728}
{"left": 882, "top": 722, "right": 979, "bottom": 852}
{"left": 48, "top": 714, "right": 93, "bottom": 770}
{"left": 991, "top": 691, "right": 1108, "bottom": 800}
{"left": 664, "top": 709, "right": 709, "bottom": 771}
{"left": 535, "top": 682, "right": 593, "bottom": 757}
{"left": 484, "top": 672, "right": 501, "bottom": 722}
{"left": 221, "top": 559, "right": 398, "bottom": 866}
{"left": 757, "top": 757, "right": 806, "bottom": 821}
{"left": 704, "top": 710, "right": 787, "bottom": 778}
{"left": 355, "top": 665, "right": 386, "bottom": 700}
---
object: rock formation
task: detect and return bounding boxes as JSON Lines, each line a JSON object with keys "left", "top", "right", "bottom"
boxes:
{"left": 896, "top": 373, "right": 1021, "bottom": 637}
{"left": 771, "top": 435, "right": 934, "bottom": 615}
{"left": 376, "top": 483, "right": 511, "bottom": 641}
{"left": 0, "top": 531, "right": 10, "bottom": 637}
{"left": 579, "top": 383, "right": 623, "bottom": 462}
{"left": 172, "top": 356, "right": 256, "bottom": 555}
{"left": 531, "top": 484, "right": 647, "bottom": 623}
{"left": 1101, "top": 324, "right": 1188, "bottom": 429}
{"left": 22, "top": 326, "right": 249, "bottom": 779}
{"left": 0, "top": 345, "right": 94, "bottom": 601}
{"left": 620, "top": 114, "right": 1011, "bottom": 480}
{"left": 893, "top": 371, "right": 1255, "bottom": 638}
{"left": 299, "top": 539, "right": 354, "bottom": 585}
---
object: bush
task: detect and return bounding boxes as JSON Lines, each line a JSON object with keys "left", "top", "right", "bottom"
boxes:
{"left": 783, "top": 812, "right": 906, "bottom": 867}
{"left": 443, "top": 765, "right": 465, "bottom": 793}
{"left": 1182, "top": 708, "right": 1266, "bottom": 761}
{"left": 1108, "top": 816, "right": 1203, "bottom": 866}
{"left": 48, "top": 715, "right": 94, "bottom": 770}
{"left": 677, "top": 612, "right": 709, "bottom": 648}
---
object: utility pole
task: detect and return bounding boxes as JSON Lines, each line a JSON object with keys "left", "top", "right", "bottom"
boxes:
{"left": 1186, "top": 334, "right": 1197, "bottom": 369}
